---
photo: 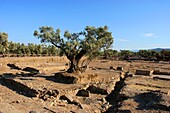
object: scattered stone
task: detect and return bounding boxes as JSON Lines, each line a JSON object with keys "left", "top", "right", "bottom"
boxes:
{"left": 126, "top": 72, "right": 134, "bottom": 77}
{"left": 92, "top": 67, "right": 97, "bottom": 70}
{"left": 38, "top": 89, "right": 59, "bottom": 100}
{"left": 57, "top": 102, "right": 67, "bottom": 107}
{"left": 86, "top": 84, "right": 108, "bottom": 95}
{"left": 101, "top": 98, "right": 107, "bottom": 103}
{"left": 72, "top": 99, "right": 84, "bottom": 109}
{"left": 135, "top": 69, "right": 153, "bottom": 76}
{"left": 43, "top": 94, "right": 50, "bottom": 100}
{"left": 46, "top": 89, "right": 59, "bottom": 97}
{"left": 94, "top": 109, "right": 100, "bottom": 113}
{"left": 11, "top": 100, "right": 20, "bottom": 103}
{"left": 110, "top": 66, "right": 115, "bottom": 70}
{"left": 168, "top": 91, "right": 170, "bottom": 95}
{"left": 59, "top": 94, "right": 74, "bottom": 103}
{"left": 29, "top": 110, "right": 38, "bottom": 113}
{"left": 101, "top": 102, "right": 110, "bottom": 112}
{"left": 76, "top": 89, "right": 90, "bottom": 97}
{"left": 83, "top": 98, "right": 93, "bottom": 105}
{"left": 59, "top": 94, "right": 84, "bottom": 109}
{"left": 120, "top": 72, "right": 125, "bottom": 78}
{"left": 117, "top": 66, "right": 123, "bottom": 71}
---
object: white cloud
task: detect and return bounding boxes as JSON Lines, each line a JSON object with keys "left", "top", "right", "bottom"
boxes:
{"left": 143, "top": 33, "right": 155, "bottom": 37}
{"left": 118, "top": 38, "right": 129, "bottom": 42}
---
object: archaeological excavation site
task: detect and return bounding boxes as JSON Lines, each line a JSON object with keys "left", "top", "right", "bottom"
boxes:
{"left": 0, "top": 56, "right": 170, "bottom": 113}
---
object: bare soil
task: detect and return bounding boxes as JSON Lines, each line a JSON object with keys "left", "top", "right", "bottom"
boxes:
{"left": 0, "top": 56, "right": 170, "bottom": 113}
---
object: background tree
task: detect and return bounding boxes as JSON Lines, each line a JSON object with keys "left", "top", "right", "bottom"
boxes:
{"left": 103, "top": 49, "right": 118, "bottom": 59}
{"left": 0, "top": 32, "right": 8, "bottom": 54}
{"left": 34, "top": 26, "right": 113, "bottom": 73}
{"left": 119, "top": 50, "right": 134, "bottom": 59}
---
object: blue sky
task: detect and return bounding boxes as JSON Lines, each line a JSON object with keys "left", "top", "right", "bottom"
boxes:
{"left": 0, "top": 0, "right": 170, "bottom": 50}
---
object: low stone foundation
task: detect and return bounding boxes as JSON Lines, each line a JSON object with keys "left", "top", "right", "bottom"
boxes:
{"left": 135, "top": 69, "right": 153, "bottom": 76}
{"left": 153, "top": 70, "right": 170, "bottom": 75}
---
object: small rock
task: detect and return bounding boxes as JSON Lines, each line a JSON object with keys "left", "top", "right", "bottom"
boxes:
{"left": 50, "top": 102, "right": 55, "bottom": 106}
{"left": 120, "top": 72, "right": 125, "bottom": 78}
{"left": 43, "top": 94, "right": 50, "bottom": 100}
{"left": 94, "top": 109, "right": 100, "bottom": 113}
{"left": 101, "top": 102, "right": 110, "bottom": 112}
{"left": 117, "top": 66, "right": 123, "bottom": 71}
{"left": 127, "top": 72, "right": 134, "bottom": 77}
{"left": 16, "top": 100, "right": 20, "bottom": 103}
{"left": 11, "top": 100, "right": 20, "bottom": 103}
{"left": 29, "top": 110, "right": 38, "bottom": 113}
{"left": 76, "top": 89, "right": 90, "bottom": 97}
{"left": 167, "top": 91, "right": 170, "bottom": 95}
{"left": 101, "top": 98, "right": 107, "bottom": 103}
{"left": 110, "top": 66, "right": 115, "bottom": 70}
{"left": 72, "top": 99, "right": 84, "bottom": 109}
{"left": 87, "top": 84, "right": 109, "bottom": 95}
{"left": 59, "top": 94, "right": 73, "bottom": 103}
{"left": 92, "top": 67, "right": 97, "bottom": 70}
{"left": 57, "top": 102, "right": 66, "bottom": 107}
{"left": 47, "top": 89, "right": 59, "bottom": 97}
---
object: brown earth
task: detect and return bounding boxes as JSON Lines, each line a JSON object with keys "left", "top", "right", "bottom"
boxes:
{"left": 0, "top": 56, "right": 170, "bottom": 113}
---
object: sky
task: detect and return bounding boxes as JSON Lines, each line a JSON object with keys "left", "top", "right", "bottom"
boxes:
{"left": 0, "top": 0, "right": 170, "bottom": 51}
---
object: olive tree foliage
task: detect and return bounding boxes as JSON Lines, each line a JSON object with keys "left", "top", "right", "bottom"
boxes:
{"left": 0, "top": 32, "right": 8, "bottom": 54}
{"left": 34, "top": 26, "right": 113, "bottom": 73}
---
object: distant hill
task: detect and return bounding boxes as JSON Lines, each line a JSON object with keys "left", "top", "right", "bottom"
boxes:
{"left": 150, "top": 48, "right": 170, "bottom": 52}
{"left": 131, "top": 48, "right": 170, "bottom": 52}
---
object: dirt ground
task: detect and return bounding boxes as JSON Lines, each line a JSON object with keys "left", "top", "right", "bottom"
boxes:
{"left": 0, "top": 56, "right": 170, "bottom": 113}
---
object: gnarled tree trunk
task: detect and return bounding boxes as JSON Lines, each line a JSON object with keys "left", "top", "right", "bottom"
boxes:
{"left": 66, "top": 50, "right": 87, "bottom": 73}
{"left": 67, "top": 59, "right": 80, "bottom": 73}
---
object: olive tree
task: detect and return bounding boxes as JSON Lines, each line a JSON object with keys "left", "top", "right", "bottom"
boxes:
{"left": 0, "top": 32, "right": 8, "bottom": 54}
{"left": 34, "top": 26, "right": 113, "bottom": 73}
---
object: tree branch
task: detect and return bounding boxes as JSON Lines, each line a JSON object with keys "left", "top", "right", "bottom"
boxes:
{"left": 75, "top": 49, "right": 87, "bottom": 61}
{"left": 50, "top": 39, "right": 69, "bottom": 57}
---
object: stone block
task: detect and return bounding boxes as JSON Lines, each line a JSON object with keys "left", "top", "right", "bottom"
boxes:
{"left": 117, "top": 66, "right": 123, "bottom": 71}
{"left": 135, "top": 69, "right": 153, "bottom": 76}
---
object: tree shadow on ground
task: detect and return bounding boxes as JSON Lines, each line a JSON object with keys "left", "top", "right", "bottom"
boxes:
{"left": 5, "top": 64, "right": 76, "bottom": 84}
{"left": 0, "top": 75, "right": 38, "bottom": 97}
{"left": 7, "top": 63, "right": 39, "bottom": 74}
{"left": 134, "top": 91, "right": 170, "bottom": 111}
{"left": 7, "top": 63, "right": 22, "bottom": 70}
